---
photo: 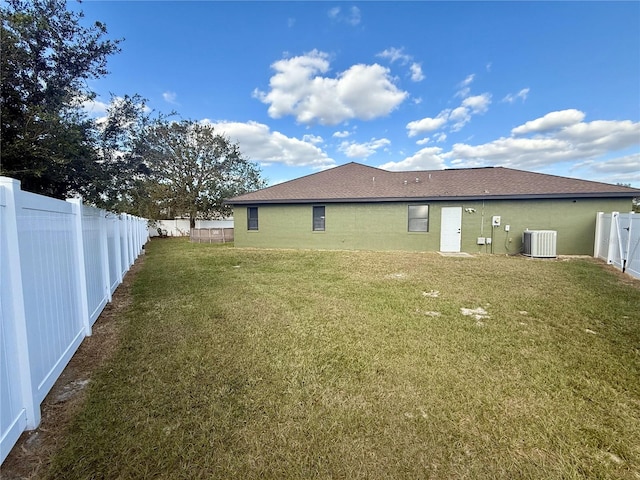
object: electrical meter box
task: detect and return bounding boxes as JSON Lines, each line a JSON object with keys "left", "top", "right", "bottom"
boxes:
{"left": 492, "top": 216, "right": 501, "bottom": 227}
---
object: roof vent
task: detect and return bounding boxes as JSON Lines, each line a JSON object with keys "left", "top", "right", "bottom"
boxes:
{"left": 403, "top": 180, "right": 408, "bottom": 185}
{"left": 415, "top": 177, "right": 419, "bottom": 183}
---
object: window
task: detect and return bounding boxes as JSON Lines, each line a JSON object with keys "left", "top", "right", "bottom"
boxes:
{"left": 247, "top": 207, "right": 259, "bottom": 230}
{"left": 313, "top": 206, "right": 325, "bottom": 231}
{"left": 408, "top": 205, "right": 429, "bottom": 232}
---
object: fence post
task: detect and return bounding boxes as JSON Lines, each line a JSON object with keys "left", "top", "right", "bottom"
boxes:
{"left": 0, "top": 177, "right": 41, "bottom": 430}
{"left": 113, "top": 214, "right": 123, "bottom": 287}
{"left": 123, "top": 215, "right": 129, "bottom": 273}
{"left": 99, "top": 209, "right": 112, "bottom": 303}
{"left": 129, "top": 214, "right": 135, "bottom": 263}
{"left": 67, "top": 198, "right": 91, "bottom": 337}
{"left": 623, "top": 213, "right": 633, "bottom": 273}
{"left": 606, "top": 212, "right": 619, "bottom": 265}
{"left": 594, "top": 212, "right": 603, "bottom": 258}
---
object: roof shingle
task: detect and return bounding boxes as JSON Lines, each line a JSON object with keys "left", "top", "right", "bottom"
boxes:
{"left": 227, "top": 162, "right": 640, "bottom": 204}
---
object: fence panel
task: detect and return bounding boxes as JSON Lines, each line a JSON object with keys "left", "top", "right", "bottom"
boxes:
{"left": 618, "top": 213, "right": 640, "bottom": 279}
{"left": 190, "top": 228, "right": 234, "bottom": 243}
{"left": 82, "top": 205, "right": 110, "bottom": 325}
{"left": 594, "top": 211, "right": 640, "bottom": 280}
{"left": 150, "top": 218, "right": 234, "bottom": 237}
{"left": 119, "top": 215, "right": 130, "bottom": 277}
{"left": 0, "top": 177, "right": 147, "bottom": 464}
{"left": 107, "top": 214, "right": 122, "bottom": 293}
{"left": 18, "top": 191, "right": 86, "bottom": 407}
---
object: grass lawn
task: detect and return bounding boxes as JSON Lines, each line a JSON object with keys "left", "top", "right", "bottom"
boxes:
{"left": 49, "top": 239, "right": 640, "bottom": 479}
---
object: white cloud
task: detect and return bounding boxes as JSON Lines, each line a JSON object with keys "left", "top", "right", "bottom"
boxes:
{"left": 448, "top": 137, "right": 573, "bottom": 169}
{"left": 446, "top": 113, "right": 640, "bottom": 172}
{"left": 333, "top": 130, "right": 351, "bottom": 138}
{"left": 449, "top": 106, "right": 471, "bottom": 132}
{"left": 460, "top": 74, "right": 475, "bottom": 86}
{"left": 503, "top": 88, "right": 530, "bottom": 104}
{"left": 81, "top": 98, "right": 109, "bottom": 117}
{"left": 413, "top": 134, "right": 447, "bottom": 146}
{"left": 456, "top": 74, "right": 475, "bottom": 98}
{"left": 377, "top": 47, "right": 411, "bottom": 64}
{"left": 457, "top": 87, "right": 471, "bottom": 98}
{"left": 406, "top": 93, "right": 491, "bottom": 136}
{"left": 574, "top": 153, "right": 640, "bottom": 174}
{"left": 379, "top": 147, "right": 446, "bottom": 171}
{"left": 377, "top": 47, "right": 425, "bottom": 81}
{"left": 406, "top": 112, "right": 449, "bottom": 137}
{"left": 328, "top": 6, "right": 361, "bottom": 25}
{"left": 410, "top": 63, "right": 425, "bottom": 82}
{"left": 462, "top": 94, "right": 491, "bottom": 113}
{"left": 254, "top": 50, "right": 407, "bottom": 125}
{"left": 448, "top": 93, "right": 492, "bottom": 131}
{"left": 303, "top": 134, "right": 323, "bottom": 144}
{"left": 339, "top": 138, "right": 390, "bottom": 158}
{"left": 200, "top": 119, "right": 334, "bottom": 169}
{"left": 512, "top": 109, "right": 585, "bottom": 135}
{"left": 392, "top": 109, "right": 640, "bottom": 186}
{"left": 404, "top": 76, "right": 491, "bottom": 133}
{"left": 348, "top": 6, "right": 361, "bottom": 26}
{"left": 572, "top": 154, "right": 640, "bottom": 185}
{"left": 86, "top": 95, "right": 151, "bottom": 127}
{"left": 162, "top": 91, "right": 178, "bottom": 105}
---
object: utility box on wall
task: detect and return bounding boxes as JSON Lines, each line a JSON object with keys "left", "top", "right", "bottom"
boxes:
{"left": 523, "top": 230, "right": 557, "bottom": 258}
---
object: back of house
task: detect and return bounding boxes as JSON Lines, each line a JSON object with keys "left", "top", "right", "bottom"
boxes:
{"left": 226, "top": 162, "right": 639, "bottom": 255}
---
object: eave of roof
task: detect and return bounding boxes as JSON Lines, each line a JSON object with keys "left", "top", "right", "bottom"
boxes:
{"left": 229, "top": 192, "right": 638, "bottom": 205}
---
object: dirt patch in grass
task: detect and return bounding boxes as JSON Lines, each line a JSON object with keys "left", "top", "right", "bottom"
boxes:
{"left": 0, "top": 255, "right": 144, "bottom": 480}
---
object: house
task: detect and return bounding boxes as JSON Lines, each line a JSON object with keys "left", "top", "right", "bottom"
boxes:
{"left": 226, "top": 162, "right": 640, "bottom": 255}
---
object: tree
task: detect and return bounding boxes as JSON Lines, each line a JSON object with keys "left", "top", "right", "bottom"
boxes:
{"left": 90, "top": 94, "right": 156, "bottom": 212}
{"left": 143, "top": 120, "right": 266, "bottom": 228}
{"left": 0, "top": 0, "right": 121, "bottom": 197}
{"left": 617, "top": 184, "right": 639, "bottom": 212}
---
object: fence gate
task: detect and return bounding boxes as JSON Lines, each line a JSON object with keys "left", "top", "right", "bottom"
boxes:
{"left": 594, "top": 212, "right": 640, "bottom": 280}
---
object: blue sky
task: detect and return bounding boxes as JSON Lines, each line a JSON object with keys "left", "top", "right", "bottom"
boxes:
{"left": 76, "top": 1, "right": 640, "bottom": 187}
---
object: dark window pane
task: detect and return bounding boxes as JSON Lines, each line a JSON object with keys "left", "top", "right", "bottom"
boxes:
{"left": 247, "top": 207, "right": 259, "bottom": 230}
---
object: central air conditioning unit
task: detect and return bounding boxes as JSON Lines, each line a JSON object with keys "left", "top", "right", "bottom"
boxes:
{"left": 523, "top": 230, "right": 557, "bottom": 258}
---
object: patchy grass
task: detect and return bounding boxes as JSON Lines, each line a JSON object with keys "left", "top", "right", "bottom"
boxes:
{"left": 48, "top": 239, "right": 640, "bottom": 479}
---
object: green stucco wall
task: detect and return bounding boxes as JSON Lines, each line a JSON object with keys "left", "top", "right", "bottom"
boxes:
{"left": 233, "top": 198, "right": 632, "bottom": 254}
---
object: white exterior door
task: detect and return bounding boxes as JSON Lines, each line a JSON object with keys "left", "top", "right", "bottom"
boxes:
{"left": 440, "top": 207, "right": 462, "bottom": 252}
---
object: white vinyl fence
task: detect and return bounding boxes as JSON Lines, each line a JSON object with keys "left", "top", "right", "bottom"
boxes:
{"left": 0, "top": 177, "right": 148, "bottom": 464}
{"left": 149, "top": 218, "right": 233, "bottom": 237}
{"left": 594, "top": 211, "right": 640, "bottom": 280}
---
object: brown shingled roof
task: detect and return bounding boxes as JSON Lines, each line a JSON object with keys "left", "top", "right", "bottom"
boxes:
{"left": 227, "top": 162, "right": 640, "bottom": 204}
